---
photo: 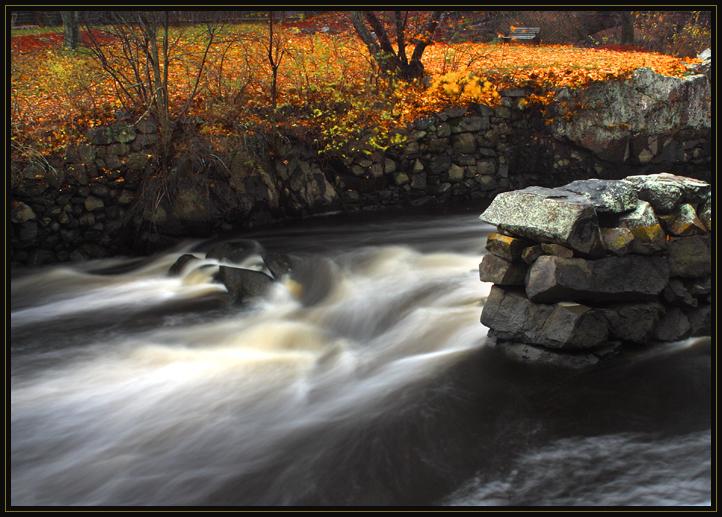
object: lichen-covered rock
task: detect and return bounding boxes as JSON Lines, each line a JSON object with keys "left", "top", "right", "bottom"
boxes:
{"left": 659, "top": 203, "right": 707, "bottom": 236}
{"left": 601, "top": 302, "right": 665, "bottom": 343}
{"left": 485, "top": 232, "right": 532, "bottom": 262}
{"left": 560, "top": 179, "right": 638, "bottom": 213}
{"left": 480, "top": 286, "right": 609, "bottom": 349}
{"left": 616, "top": 200, "right": 667, "bottom": 254}
{"left": 667, "top": 235, "right": 711, "bottom": 278}
{"left": 478, "top": 254, "right": 527, "bottom": 286}
{"left": 600, "top": 227, "right": 634, "bottom": 255}
{"left": 479, "top": 186, "right": 602, "bottom": 255}
{"left": 551, "top": 68, "right": 710, "bottom": 162}
{"left": 623, "top": 173, "right": 711, "bottom": 213}
{"left": 525, "top": 255, "right": 669, "bottom": 304}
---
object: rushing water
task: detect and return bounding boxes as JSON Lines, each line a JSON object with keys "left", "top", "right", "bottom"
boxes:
{"left": 10, "top": 211, "right": 712, "bottom": 507}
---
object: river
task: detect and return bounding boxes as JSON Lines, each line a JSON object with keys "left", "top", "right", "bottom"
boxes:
{"left": 10, "top": 211, "right": 712, "bottom": 507}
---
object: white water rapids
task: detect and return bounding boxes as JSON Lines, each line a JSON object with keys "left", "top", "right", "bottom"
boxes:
{"left": 10, "top": 213, "right": 711, "bottom": 507}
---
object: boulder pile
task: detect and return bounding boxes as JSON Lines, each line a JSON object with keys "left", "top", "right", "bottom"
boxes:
{"left": 478, "top": 173, "right": 712, "bottom": 368}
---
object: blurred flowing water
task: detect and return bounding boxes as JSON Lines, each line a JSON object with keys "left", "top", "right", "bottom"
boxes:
{"left": 10, "top": 212, "right": 711, "bottom": 507}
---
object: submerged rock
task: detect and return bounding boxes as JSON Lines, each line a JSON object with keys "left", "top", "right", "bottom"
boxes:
{"left": 525, "top": 255, "right": 669, "bottom": 304}
{"left": 479, "top": 187, "right": 602, "bottom": 255}
{"left": 219, "top": 266, "right": 274, "bottom": 303}
{"left": 480, "top": 286, "right": 608, "bottom": 349}
{"left": 168, "top": 254, "right": 201, "bottom": 276}
{"left": 206, "top": 239, "right": 265, "bottom": 264}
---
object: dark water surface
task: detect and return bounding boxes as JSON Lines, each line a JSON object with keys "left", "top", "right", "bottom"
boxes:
{"left": 10, "top": 211, "right": 712, "bottom": 506}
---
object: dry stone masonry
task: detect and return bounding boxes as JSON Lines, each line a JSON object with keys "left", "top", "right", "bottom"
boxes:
{"left": 479, "top": 173, "right": 712, "bottom": 368}
{"left": 10, "top": 62, "right": 710, "bottom": 266}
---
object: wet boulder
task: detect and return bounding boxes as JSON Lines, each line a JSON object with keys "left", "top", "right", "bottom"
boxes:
{"left": 168, "top": 254, "right": 201, "bottom": 276}
{"left": 206, "top": 239, "right": 265, "bottom": 265}
{"left": 479, "top": 186, "right": 602, "bottom": 255}
{"left": 218, "top": 266, "right": 274, "bottom": 304}
{"left": 525, "top": 255, "right": 669, "bottom": 304}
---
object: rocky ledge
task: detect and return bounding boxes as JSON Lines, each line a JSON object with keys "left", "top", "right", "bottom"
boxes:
{"left": 478, "top": 173, "right": 711, "bottom": 368}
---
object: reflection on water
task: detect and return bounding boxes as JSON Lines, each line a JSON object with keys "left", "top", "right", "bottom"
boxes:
{"left": 10, "top": 212, "right": 711, "bottom": 507}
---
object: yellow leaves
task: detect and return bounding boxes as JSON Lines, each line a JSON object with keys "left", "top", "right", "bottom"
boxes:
{"left": 11, "top": 27, "right": 693, "bottom": 157}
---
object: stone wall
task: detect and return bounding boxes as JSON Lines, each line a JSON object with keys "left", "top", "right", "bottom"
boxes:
{"left": 10, "top": 66, "right": 711, "bottom": 266}
{"left": 478, "top": 174, "right": 711, "bottom": 368}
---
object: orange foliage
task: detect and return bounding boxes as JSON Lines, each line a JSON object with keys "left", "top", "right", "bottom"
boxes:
{"left": 10, "top": 24, "right": 696, "bottom": 157}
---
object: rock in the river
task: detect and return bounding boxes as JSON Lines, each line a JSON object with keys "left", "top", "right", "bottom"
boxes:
{"left": 206, "top": 239, "right": 265, "bottom": 265}
{"left": 491, "top": 340, "right": 600, "bottom": 369}
{"left": 263, "top": 252, "right": 294, "bottom": 279}
{"left": 601, "top": 302, "right": 665, "bottom": 343}
{"left": 525, "top": 255, "right": 669, "bottom": 304}
{"left": 560, "top": 178, "right": 638, "bottom": 213}
{"left": 480, "top": 286, "right": 609, "bottom": 349}
{"left": 485, "top": 232, "right": 532, "bottom": 262}
{"left": 478, "top": 254, "right": 527, "bottom": 286}
{"left": 479, "top": 186, "right": 602, "bottom": 255}
{"left": 168, "top": 254, "right": 201, "bottom": 276}
{"left": 616, "top": 200, "right": 667, "bottom": 254}
{"left": 667, "top": 236, "right": 711, "bottom": 278}
{"left": 652, "top": 307, "right": 691, "bottom": 341}
{"left": 623, "top": 173, "right": 711, "bottom": 213}
{"left": 219, "top": 266, "right": 274, "bottom": 303}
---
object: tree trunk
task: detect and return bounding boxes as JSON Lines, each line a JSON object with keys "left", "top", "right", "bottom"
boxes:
{"left": 621, "top": 11, "right": 634, "bottom": 44}
{"left": 61, "top": 11, "right": 80, "bottom": 50}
